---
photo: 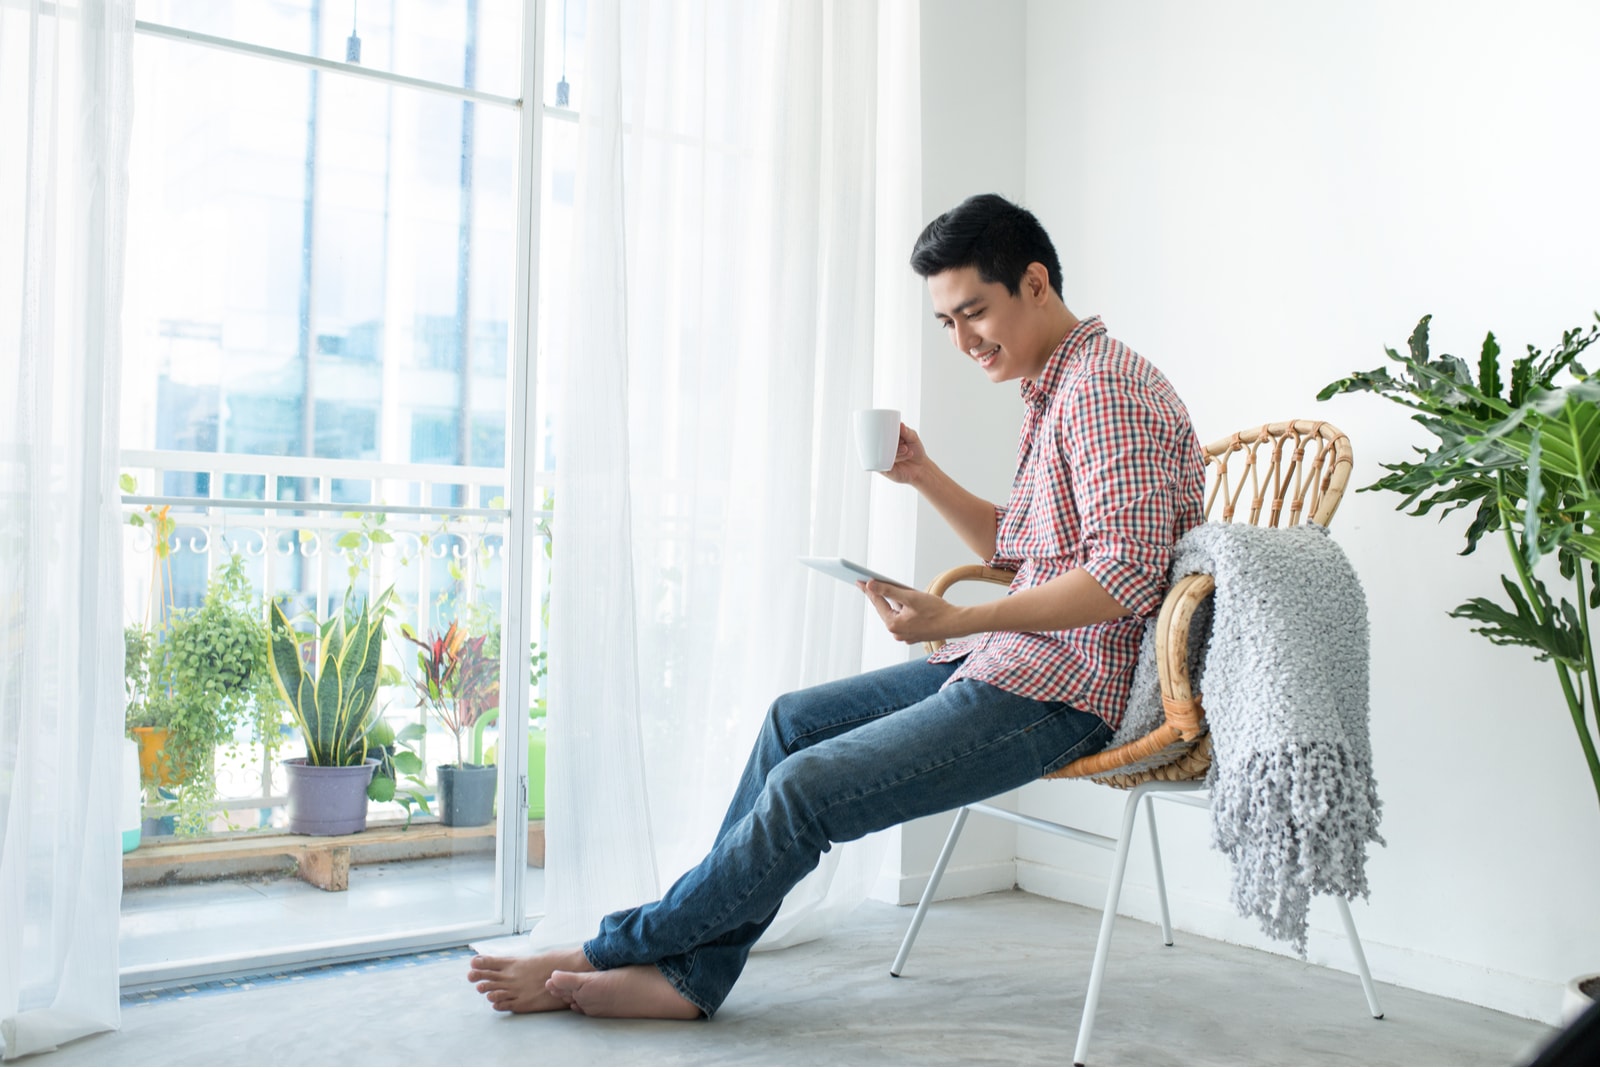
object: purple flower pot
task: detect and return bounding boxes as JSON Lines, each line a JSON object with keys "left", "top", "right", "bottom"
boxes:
{"left": 284, "top": 758, "right": 378, "bottom": 836}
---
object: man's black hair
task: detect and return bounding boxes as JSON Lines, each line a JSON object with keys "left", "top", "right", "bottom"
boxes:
{"left": 909, "top": 193, "right": 1064, "bottom": 299}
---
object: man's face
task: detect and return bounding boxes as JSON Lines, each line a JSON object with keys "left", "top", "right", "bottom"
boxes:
{"left": 926, "top": 265, "right": 1051, "bottom": 384}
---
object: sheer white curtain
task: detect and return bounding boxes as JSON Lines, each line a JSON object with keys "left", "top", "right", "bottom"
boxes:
{"left": 533, "top": 0, "right": 924, "bottom": 949}
{"left": 0, "top": 0, "right": 134, "bottom": 1059}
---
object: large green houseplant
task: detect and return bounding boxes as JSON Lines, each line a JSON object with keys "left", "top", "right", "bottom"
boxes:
{"left": 127, "top": 553, "right": 283, "bottom": 835}
{"left": 1320, "top": 313, "right": 1600, "bottom": 815}
{"left": 268, "top": 587, "right": 392, "bottom": 835}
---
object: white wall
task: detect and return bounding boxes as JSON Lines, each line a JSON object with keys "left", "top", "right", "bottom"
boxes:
{"left": 1015, "top": 0, "right": 1600, "bottom": 1023}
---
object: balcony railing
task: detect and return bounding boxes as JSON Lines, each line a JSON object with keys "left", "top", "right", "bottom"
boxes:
{"left": 120, "top": 448, "right": 549, "bottom": 833}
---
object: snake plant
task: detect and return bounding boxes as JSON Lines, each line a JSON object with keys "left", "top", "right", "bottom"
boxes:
{"left": 1320, "top": 313, "right": 1600, "bottom": 813}
{"left": 268, "top": 588, "right": 393, "bottom": 767}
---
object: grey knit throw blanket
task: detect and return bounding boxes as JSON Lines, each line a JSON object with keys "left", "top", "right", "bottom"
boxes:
{"left": 1111, "top": 521, "right": 1384, "bottom": 955}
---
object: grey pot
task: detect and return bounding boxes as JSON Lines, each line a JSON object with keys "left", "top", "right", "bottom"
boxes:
{"left": 437, "top": 763, "right": 497, "bottom": 827}
{"left": 284, "top": 758, "right": 378, "bottom": 835}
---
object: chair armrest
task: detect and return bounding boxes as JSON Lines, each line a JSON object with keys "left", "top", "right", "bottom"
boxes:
{"left": 922, "top": 565, "right": 1017, "bottom": 654}
{"left": 1155, "top": 572, "right": 1215, "bottom": 740}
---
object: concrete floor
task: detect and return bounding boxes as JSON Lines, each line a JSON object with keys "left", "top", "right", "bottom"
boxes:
{"left": 26, "top": 890, "right": 1553, "bottom": 1067}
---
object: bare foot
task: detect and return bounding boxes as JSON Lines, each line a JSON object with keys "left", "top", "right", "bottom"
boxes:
{"left": 546, "top": 965, "right": 702, "bottom": 1019}
{"left": 467, "top": 948, "right": 594, "bottom": 1013}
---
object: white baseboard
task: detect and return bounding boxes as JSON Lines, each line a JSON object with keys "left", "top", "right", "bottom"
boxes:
{"left": 871, "top": 859, "right": 1017, "bottom": 907}
{"left": 1016, "top": 859, "right": 1561, "bottom": 1025}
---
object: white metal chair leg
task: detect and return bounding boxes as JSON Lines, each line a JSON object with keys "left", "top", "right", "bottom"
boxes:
{"left": 1143, "top": 796, "right": 1174, "bottom": 946}
{"left": 1073, "top": 783, "right": 1149, "bottom": 1066}
{"left": 891, "top": 806, "right": 970, "bottom": 977}
{"left": 1334, "top": 896, "right": 1385, "bottom": 1019}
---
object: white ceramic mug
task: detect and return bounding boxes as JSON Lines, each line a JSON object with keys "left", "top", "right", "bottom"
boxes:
{"left": 853, "top": 408, "right": 901, "bottom": 471}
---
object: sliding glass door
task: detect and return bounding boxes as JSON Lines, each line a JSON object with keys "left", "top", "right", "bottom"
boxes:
{"left": 117, "top": 0, "right": 560, "bottom": 984}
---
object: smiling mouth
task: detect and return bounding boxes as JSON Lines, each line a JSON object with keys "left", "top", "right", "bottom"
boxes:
{"left": 974, "top": 345, "right": 1000, "bottom": 368}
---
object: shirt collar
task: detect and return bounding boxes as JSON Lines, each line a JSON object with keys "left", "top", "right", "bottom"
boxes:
{"left": 1019, "top": 316, "right": 1105, "bottom": 412}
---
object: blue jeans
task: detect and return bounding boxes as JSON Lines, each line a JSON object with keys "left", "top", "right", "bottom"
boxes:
{"left": 582, "top": 656, "right": 1112, "bottom": 1017}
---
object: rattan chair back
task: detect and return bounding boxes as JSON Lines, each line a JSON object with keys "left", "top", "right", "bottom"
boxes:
{"left": 924, "top": 419, "right": 1353, "bottom": 787}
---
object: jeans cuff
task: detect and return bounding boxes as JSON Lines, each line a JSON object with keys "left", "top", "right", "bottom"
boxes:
{"left": 581, "top": 939, "right": 616, "bottom": 972}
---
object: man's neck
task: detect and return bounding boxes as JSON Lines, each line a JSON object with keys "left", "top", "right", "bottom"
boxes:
{"left": 1051, "top": 306, "right": 1081, "bottom": 345}
{"left": 1024, "top": 306, "right": 1081, "bottom": 380}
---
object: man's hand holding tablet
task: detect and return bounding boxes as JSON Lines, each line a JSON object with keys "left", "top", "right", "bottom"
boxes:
{"left": 800, "top": 556, "right": 966, "bottom": 647}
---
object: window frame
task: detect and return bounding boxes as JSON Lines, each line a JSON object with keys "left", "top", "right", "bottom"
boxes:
{"left": 118, "top": 0, "right": 551, "bottom": 988}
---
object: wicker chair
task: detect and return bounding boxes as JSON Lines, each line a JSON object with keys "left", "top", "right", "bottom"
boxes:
{"left": 889, "top": 419, "right": 1382, "bottom": 1066}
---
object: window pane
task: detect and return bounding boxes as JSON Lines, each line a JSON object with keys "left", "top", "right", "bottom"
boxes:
{"left": 124, "top": 33, "right": 517, "bottom": 472}
{"left": 135, "top": 0, "right": 525, "bottom": 99}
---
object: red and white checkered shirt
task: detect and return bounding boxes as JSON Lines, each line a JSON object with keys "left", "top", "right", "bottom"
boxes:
{"left": 928, "top": 316, "right": 1205, "bottom": 729}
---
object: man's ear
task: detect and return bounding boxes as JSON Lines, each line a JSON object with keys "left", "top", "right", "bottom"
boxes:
{"left": 1025, "top": 262, "right": 1050, "bottom": 302}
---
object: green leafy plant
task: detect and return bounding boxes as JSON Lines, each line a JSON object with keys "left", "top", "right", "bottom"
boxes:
{"left": 138, "top": 554, "right": 283, "bottom": 835}
{"left": 124, "top": 623, "right": 155, "bottom": 727}
{"left": 364, "top": 716, "right": 433, "bottom": 827}
{"left": 1320, "top": 312, "right": 1600, "bottom": 813}
{"left": 336, "top": 509, "right": 397, "bottom": 585}
{"left": 268, "top": 587, "right": 393, "bottom": 767}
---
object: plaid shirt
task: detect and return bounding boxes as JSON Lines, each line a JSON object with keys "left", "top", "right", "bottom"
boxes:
{"left": 928, "top": 317, "right": 1205, "bottom": 729}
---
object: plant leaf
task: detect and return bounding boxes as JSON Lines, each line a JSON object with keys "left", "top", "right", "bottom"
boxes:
{"left": 1476, "top": 332, "right": 1502, "bottom": 418}
{"left": 1524, "top": 431, "right": 1543, "bottom": 568}
{"left": 1510, "top": 354, "right": 1535, "bottom": 407}
{"left": 1407, "top": 315, "right": 1432, "bottom": 365}
{"left": 1449, "top": 576, "right": 1586, "bottom": 668}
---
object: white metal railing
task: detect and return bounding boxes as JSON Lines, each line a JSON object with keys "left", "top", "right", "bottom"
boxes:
{"left": 121, "top": 448, "right": 551, "bottom": 829}
{"left": 121, "top": 447, "right": 525, "bottom": 611}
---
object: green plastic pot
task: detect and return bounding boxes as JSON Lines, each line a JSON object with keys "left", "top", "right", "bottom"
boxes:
{"left": 475, "top": 710, "right": 546, "bottom": 820}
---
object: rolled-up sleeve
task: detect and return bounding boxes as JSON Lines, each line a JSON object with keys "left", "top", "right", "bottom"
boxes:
{"left": 1062, "top": 371, "right": 1181, "bottom": 618}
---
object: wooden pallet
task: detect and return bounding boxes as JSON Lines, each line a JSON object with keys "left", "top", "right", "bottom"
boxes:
{"left": 123, "top": 820, "right": 546, "bottom": 892}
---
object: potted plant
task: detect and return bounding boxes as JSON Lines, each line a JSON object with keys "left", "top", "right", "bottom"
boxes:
{"left": 403, "top": 621, "right": 498, "bottom": 827}
{"left": 1320, "top": 312, "right": 1600, "bottom": 1015}
{"left": 123, "top": 623, "right": 171, "bottom": 780}
{"left": 123, "top": 622, "right": 180, "bottom": 839}
{"left": 268, "top": 587, "right": 391, "bottom": 835}
{"left": 132, "top": 554, "right": 283, "bottom": 836}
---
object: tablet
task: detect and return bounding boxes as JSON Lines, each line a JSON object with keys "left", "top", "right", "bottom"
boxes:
{"left": 800, "top": 556, "right": 913, "bottom": 590}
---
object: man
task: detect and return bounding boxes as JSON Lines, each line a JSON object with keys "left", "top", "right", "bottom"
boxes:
{"left": 467, "top": 193, "right": 1205, "bottom": 1019}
